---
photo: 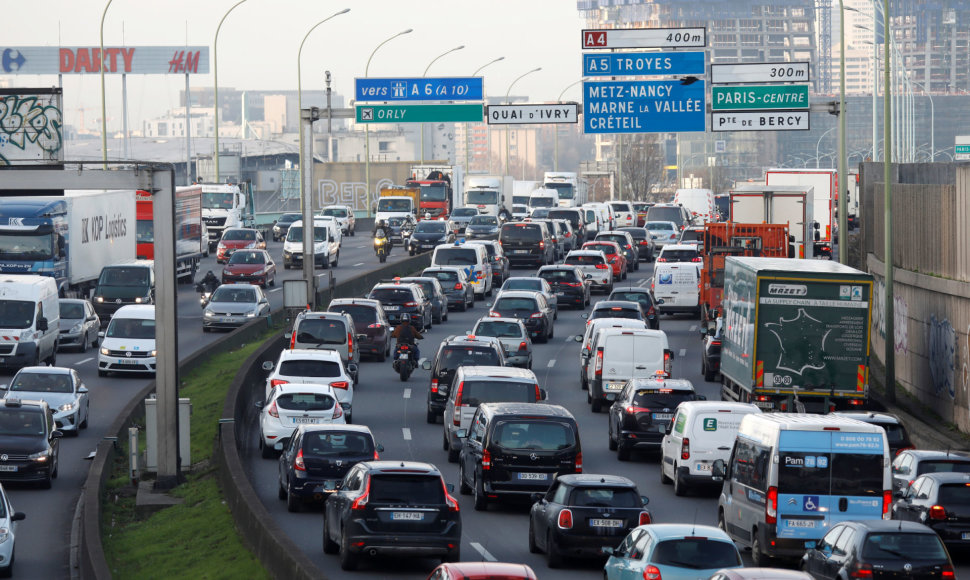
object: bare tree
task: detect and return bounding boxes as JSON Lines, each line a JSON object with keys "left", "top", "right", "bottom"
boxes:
{"left": 619, "top": 134, "right": 665, "bottom": 201}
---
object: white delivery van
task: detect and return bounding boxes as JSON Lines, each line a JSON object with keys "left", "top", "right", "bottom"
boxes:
{"left": 528, "top": 189, "right": 559, "bottom": 210}
{"left": 608, "top": 201, "right": 636, "bottom": 229}
{"left": 660, "top": 401, "right": 762, "bottom": 496}
{"left": 97, "top": 304, "right": 156, "bottom": 376}
{"left": 673, "top": 188, "right": 716, "bottom": 225}
{"left": 585, "top": 327, "right": 672, "bottom": 412}
{"left": 0, "top": 276, "right": 60, "bottom": 369}
{"left": 431, "top": 242, "right": 492, "bottom": 299}
{"left": 282, "top": 219, "right": 341, "bottom": 270}
{"left": 652, "top": 262, "right": 700, "bottom": 317}
{"left": 713, "top": 413, "right": 892, "bottom": 566}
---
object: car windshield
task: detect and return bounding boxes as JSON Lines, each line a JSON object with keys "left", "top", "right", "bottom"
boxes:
{"left": 286, "top": 226, "right": 328, "bottom": 243}
{"left": 460, "top": 381, "right": 535, "bottom": 406}
{"left": 549, "top": 211, "right": 581, "bottom": 228}
{"left": 621, "top": 228, "right": 648, "bottom": 240}
{"left": 321, "top": 208, "right": 347, "bottom": 218}
{"left": 586, "top": 244, "right": 617, "bottom": 256}
{"left": 369, "top": 474, "right": 444, "bottom": 504}
{"left": 106, "top": 317, "right": 155, "bottom": 339}
{"left": 10, "top": 372, "right": 73, "bottom": 393}
{"left": 494, "top": 297, "right": 538, "bottom": 312}
{"left": 466, "top": 190, "right": 498, "bottom": 205}
{"left": 452, "top": 208, "right": 478, "bottom": 217}
{"left": 599, "top": 235, "right": 629, "bottom": 247}
{"left": 434, "top": 248, "right": 478, "bottom": 265}
{"left": 210, "top": 287, "right": 257, "bottom": 304}
{"left": 651, "top": 539, "right": 741, "bottom": 569}
{"left": 531, "top": 208, "right": 551, "bottom": 218}
{"left": 329, "top": 305, "right": 377, "bottom": 325}
{"left": 862, "top": 533, "right": 947, "bottom": 561}
{"left": 503, "top": 280, "right": 542, "bottom": 292}
{"left": 377, "top": 199, "right": 412, "bottom": 212}
{"left": 221, "top": 229, "right": 257, "bottom": 241}
{"left": 474, "top": 321, "right": 524, "bottom": 339}
{"left": 918, "top": 460, "right": 970, "bottom": 475}
{"left": 137, "top": 219, "right": 154, "bottom": 244}
{"left": 425, "top": 270, "right": 458, "bottom": 283}
{"left": 529, "top": 196, "right": 556, "bottom": 208}
{"left": 439, "top": 346, "right": 500, "bottom": 369}
{"left": 660, "top": 249, "right": 699, "bottom": 262}
{"left": 98, "top": 267, "right": 150, "bottom": 287}
{"left": 415, "top": 221, "right": 447, "bottom": 234}
{"left": 501, "top": 225, "right": 542, "bottom": 242}
{"left": 647, "top": 222, "right": 675, "bottom": 231}
{"left": 493, "top": 420, "right": 576, "bottom": 451}
{"left": 469, "top": 216, "right": 498, "bottom": 226}
{"left": 647, "top": 207, "right": 685, "bottom": 224}
{"left": 879, "top": 424, "right": 907, "bottom": 444}
{"left": 278, "top": 213, "right": 302, "bottom": 224}
{"left": 609, "top": 203, "right": 630, "bottom": 213}
{"left": 201, "top": 191, "right": 234, "bottom": 209}
{"left": 539, "top": 269, "right": 579, "bottom": 283}
{"left": 228, "top": 251, "right": 265, "bottom": 265}
{"left": 303, "top": 432, "right": 373, "bottom": 457}
{"left": 296, "top": 319, "right": 347, "bottom": 345}
{"left": 275, "top": 393, "right": 335, "bottom": 412}
{"left": 416, "top": 184, "right": 448, "bottom": 202}
{"left": 0, "top": 409, "right": 45, "bottom": 436}
{"left": 611, "top": 291, "right": 653, "bottom": 307}
{"left": 681, "top": 230, "right": 704, "bottom": 242}
{"left": 369, "top": 288, "right": 416, "bottom": 304}
{"left": 568, "top": 487, "right": 640, "bottom": 508}
{"left": 632, "top": 389, "right": 694, "bottom": 408}
{"left": 59, "top": 302, "right": 85, "bottom": 320}
{"left": 590, "top": 308, "right": 641, "bottom": 320}
{"left": 565, "top": 254, "right": 603, "bottom": 266}
{"left": 278, "top": 359, "right": 341, "bottom": 378}
{"left": 513, "top": 205, "right": 528, "bottom": 214}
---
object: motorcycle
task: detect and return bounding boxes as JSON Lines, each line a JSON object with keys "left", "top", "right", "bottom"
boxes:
{"left": 374, "top": 232, "right": 390, "bottom": 263}
{"left": 392, "top": 340, "right": 419, "bottom": 382}
{"left": 195, "top": 282, "right": 215, "bottom": 307}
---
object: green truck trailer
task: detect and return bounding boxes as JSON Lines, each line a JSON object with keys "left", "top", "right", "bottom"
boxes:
{"left": 719, "top": 257, "right": 873, "bottom": 412}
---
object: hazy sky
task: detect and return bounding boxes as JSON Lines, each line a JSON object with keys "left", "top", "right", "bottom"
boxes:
{"left": 4, "top": 0, "right": 585, "bottom": 133}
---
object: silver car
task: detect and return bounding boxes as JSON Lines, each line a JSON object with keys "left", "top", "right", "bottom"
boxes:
{"left": 1, "top": 366, "right": 90, "bottom": 434}
{"left": 202, "top": 284, "right": 271, "bottom": 332}
{"left": 58, "top": 298, "right": 100, "bottom": 352}
{"left": 646, "top": 220, "right": 681, "bottom": 257}
{"left": 450, "top": 207, "right": 479, "bottom": 233}
{"left": 500, "top": 277, "right": 558, "bottom": 317}
{"left": 470, "top": 317, "right": 534, "bottom": 369}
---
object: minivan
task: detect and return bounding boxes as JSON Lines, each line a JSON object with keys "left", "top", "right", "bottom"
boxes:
{"left": 712, "top": 413, "right": 892, "bottom": 566}
{"left": 288, "top": 310, "right": 361, "bottom": 384}
{"left": 457, "top": 402, "right": 582, "bottom": 511}
{"left": 651, "top": 262, "right": 700, "bottom": 317}
{"left": 431, "top": 242, "right": 493, "bottom": 299}
{"left": 584, "top": 328, "right": 672, "bottom": 413}
{"left": 499, "top": 222, "right": 554, "bottom": 267}
{"left": 282, "top": 219, "right": 341, "bottom": 269}
{"left": 0, "top": 276, "right": 59, "bottom": 368}
{"left": 92, "top": 260, "right": 155, "bottom": 323}
{"left": 659, "top": 401, "right": 762, "bottom": 495}
{"left": 608, "top": 378, "right": 702, "bottom": 461}
{"left": 442, "top": 365, "right": 545, "bottom": 462}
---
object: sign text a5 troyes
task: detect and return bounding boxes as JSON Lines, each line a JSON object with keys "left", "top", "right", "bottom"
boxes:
{"left": 712, "top": 85, "right": 809, "bottom": 111}
{"left": 355, "top": 103, "right": 483, "bottom": 124}
{"left": 583, "top": 51, "right": 705, "bottom": 77}
{"left": 354, "top": 77, "right": 483, "bottom": 102}
{"left": 583, "top": 79, "right": 706, "bottom": 134}
{"left": 486, "top": 104, "right": 578, "bottom": 125}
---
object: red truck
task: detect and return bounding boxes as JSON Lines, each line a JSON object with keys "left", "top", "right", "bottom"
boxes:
{"left": 405, "top": 165, "right": 463, "bottom": 221}
{"left": 135, "top": 186, "right": 205, "bottom": 283}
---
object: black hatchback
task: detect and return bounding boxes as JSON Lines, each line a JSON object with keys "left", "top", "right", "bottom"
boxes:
{"left": 0, "top": 399, "right": 61, "bottom": 488}
{"left": 608, "top": 288, "right": 659, "bottom": 329}
{"left": 277, "top": 424, "right": 381, "bottom": 512}
{"left": 538, "top": 266, "right": 590, "bottom": 309}
{"left": 893, "top": 472, "right": 970, "bottom": 552}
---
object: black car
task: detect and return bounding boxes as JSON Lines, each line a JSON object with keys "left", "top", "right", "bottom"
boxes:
{"left": 618, "top": 227, "right": 655, "bottom": 262}
{"left": 538, "top": 266, "right": 590, "bottom": 309}
{"left": 528, "top": 474, "right": 650, "bottom": 568}
{"left": 833, "top": 411, "right": 914, "bottom": 457}
{"left": 802, "top": 520, "right": 955, "bottom": 580}
{"left": 327, "top": 299, "right": 391, "bottom": 362}
{"left": 548, "top": 208, "right": 586, "bottom": 242}
{"left": 271, "top": 212, "right": 302, "bottom": 242}
{"left": 0, "top": 399, "right": 61, "bottom": 488}
{"left": 892, "top": 472, "right": 970, "bottom": 551}
{"left": 465, "top": 215, "right": 501, "bottom": 240}
{"left": 891, "top": 449, "right": 970, "bottom": 495}
{"left": 457, "top": 402, "right": 582, "bottom": 511}
{"left": 367, "top": 281, "right": 432, "bottom": 331}
{"left": 474, "top": 241, "right": 510, "bottom": 286}
{"left": 423, "top": 335, "right": 506, "bottom": 424}
{"left": 500, "top": 222, "right": 554, "bottom": 267}
{"left": 700, "top": 316, "right": 722, "bottom": 381}
{"left": 607, "top": 379, "right": 702, "bottom": 461}
{"left": 400, "top": 277, "right": 449, "bottom": 324}
{"left": 488, "top": 291, "right": 555, "bottom": 343}
{"left": 277, "top": 424, "right": 381, "bottom": 512}
{"left": 408, "top": 220, "right": 454, "bottom": 254}
{"left": 323, "top": 461, "right": 461, "bottom": 570}
{"left": 423, "top": 267, "right": 475, "bottom": 312}
{"left": 608, "top": 288, "right": 659, "bottom": 330}
{"left": 583, "top": 300, "right": 646, "bottom": 324}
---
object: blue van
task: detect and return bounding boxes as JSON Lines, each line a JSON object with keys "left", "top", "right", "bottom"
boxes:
{"left": 712, "top": 413, "right": 891, "bottom": 566}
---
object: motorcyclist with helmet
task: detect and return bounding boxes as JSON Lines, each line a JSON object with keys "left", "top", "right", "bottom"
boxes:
{"left": 391, "top": 314, "right": 423, "bottom": 361}
{"left": 200, "top": 270, "right": 221, "bottom": 293}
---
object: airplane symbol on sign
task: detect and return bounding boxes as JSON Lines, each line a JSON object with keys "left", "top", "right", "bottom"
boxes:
{"left": 361, "top": 108, "right": 374, "bottom": 121}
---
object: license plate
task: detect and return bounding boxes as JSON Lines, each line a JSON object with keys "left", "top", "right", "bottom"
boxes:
{"left": 117, "top": 358, "right": 139, "bottom": 365}
{"left": 556, "top": 292, "right": 565, "bottom": 296}
{"left": 518, "top": 472, "right": 548, "bottom": 481}
{"left": 963, "top": 532, "right": 970, "bottom": 541}
{"left": 696, "top": 463, "right": 712, "bottom": 472}
{"left": 391, "top": 511, "right": 424, "bottom": 521}
{"left": 384, "top": 306, "right": 400, "bottom": 311}
{"left": 786, "top": 519, "right": 817, "bottom": 528}
{"left": 292, "top": 417, "right": 320, "bottom": 424}
{"left": 513, "top": 250, "right": 530, "bottom": 254}
{"left": 589, "top": 519, "right": 623, "bottom": 528}
{"left": 605, "top": 382, "right": 624, "bottom": 391}
{"left": 398, "top": 353, "right": 409, "bottom": 360}
{"left": 221, "top": 317, "right": 234, "bottom": 323}
{"left": 754, "top": 401, "right": 775, "bottom": 409}
{"left": 0, "top": 466, "right": 16, "bottom": 472}
{"left": 653, "top": 413, "right": 673, "bottom": 421}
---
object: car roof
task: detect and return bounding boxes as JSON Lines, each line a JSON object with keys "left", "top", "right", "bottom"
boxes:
{"left": 443, "top": 335, "right": 503, "bottom": 347}
{"left": 714, "top": 569, "right": 813, "bottom": 580}
{"left": 436, "top": 562, "right": 536, "bottom": 578}
{"left": 674, "top": 401, "right": 761, "bottom": 414}
{"left": 273, "top": 383, "right": 338, "bottom": 396}
{"left": 400, "top": 277, "right": 441, "bottom": 286}
{"left": 610, "top": 287, "right": 651, "bottom": 295}
{"left": 297, "top": 424, "right": 374, "bottom": 436}
{"left": 113, "top": 305, "right": 155, "bottom": 319}
{"left": 361, "top": 460, "right": 440, "bottom": 475}
{"left": 329, "top": 298, "right": 382, "bottom": 308}
{"left": 474, "top": 317, "right": 526, "bottom": 328}
{"left": 16, "top": 366, "right": 72, "bottom": 376}
{"left": 424, "top": 266, "right": 464, "bottom": 273}
{"left": 58, "top": 298, "right": 88, "bottom": 305}
{"left": 598, "top": 230, "right": 632, "bottom": 236}
{"left": 479, "top": 402, "right": 575, "bottom": 419}
{"left": 587, "top": 319, "right": 646, "bottom": 332}
{"left": 538, "top": 265, "right": 580, "bottom": 272}
{"left": 903, "top": 449, "right": 970, "bottom": 461}
{"left": 556, "top": 473, "right": 636, "bottom": 488}
{"left": 832, "top": 411, "right": 903, "bottom": 425}
{"left": 646, "top": 221, "right": 678, "bottom": 227}
{"left": 592, "top": 300, "right": 642, "bottom": 310}
{"left": 639, "top": 523, "right": 732, "bottom": 541}
{"left": 494, "top": 290, "right": 542, "bottom": 300}
{"left": 0, "top": 398, "right": 48, "bottom": 412}
{"left": 914, "top": 472, "right": 970, "bottom": 484}
{"left": 371, "top": 282, "right": 421, "bottom": 292}
{"left": 297, "top": 310, "right": 350, "bottom": 321}
{"left": 456, "top": 365, "right": 537, "bottom": 381}
{"left": 503, "top": 277, "right": 544, "bottom": 284}
{"left": 627, "top": 378, "right": 695, "bottom": 391}
{"left": 845, "top": 520, "right": 938, "bottom": 533}
{"left": 662, "top": 244, "right": 699, "bottom": 251}
{"left": 277, "top": 348, "right": 342, "bottom": 362}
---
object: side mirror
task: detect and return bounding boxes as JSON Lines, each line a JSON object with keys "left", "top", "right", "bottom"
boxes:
{"left": 277, "top": 436, "right": 291, "bottom": 450}
{"left": 456, "top": 429, "right": 468, "bottom": 439}
{"left": 376, "top": 443, "right": 385, "bottom": 452}
{"left": 656, "top": 299, "right": 664, "bottom": 305}
{"left": 0, "top": 385, "right": 6, "bottom": 391}
{"left": 10, "top": 512, "right": 24, "bottom": 522}
{"left": 697, "top": 395, "right": 707, "bottom": 401}
{"left": 711, "top": 459, "right": 727, "bottom": 479}
{"left": 78, "top": 386, "right": 89, "bottom": 394}
{"left": 446, "top": 483, "right": 455, "bottom": 493}
{"left": 581, "top": 313, "right": 589, "bottom": 319}
{"left": 640, "top": 495, "right": 650, "bottom": 506}
{"left": 893, "top": 489, "right": 903, "bottom": 498}
{"left": 574, "top": 335, "right": 584, "bottom": 342}
{"left": 37, "top": 317, "right": 48, "bottom": 332}
{"left": 254, "top": 401, "right": 265, "bottom": 410}
{"left": 347, "top": 363, "right": 359, "bottom": 375}
{"left": 601, "top": 547, "right": 616, "bottom": 557}
{"left": 421, "top": 361, "right": 432, "bottom": 370}
{"left": 261, "top": 361, "right": 275, "bottom": 372}
{"left": 539, "top": 389, "right": 548, "bottom": 401}
{"left": 51, "top": 430, "right": 63, "bottom": 439}
{"left": 98, "top": 331, "right": 105, "bottom": 340}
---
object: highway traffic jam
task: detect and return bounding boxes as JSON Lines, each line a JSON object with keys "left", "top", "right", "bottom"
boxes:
{"left": 0, "top": 171, "right": 964, "bottom": 580}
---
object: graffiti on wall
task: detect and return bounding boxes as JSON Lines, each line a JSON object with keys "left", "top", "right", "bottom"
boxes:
{"left": 0, "top": 93, "right": 63, "bottom": 165}
{"left": 316, "top": 178, "right": 393, "bottom": 212}
{"left": 963, "top": 325, "right": 970, "bottom": 411}
{"left": 870, "top": 279, "right": 908, "bottom": 353}
{"left": 872, "top": 279, "right": 885, "bottom": 339}
{"left": 928, "top": 315, "right": 957, "bottom": 399}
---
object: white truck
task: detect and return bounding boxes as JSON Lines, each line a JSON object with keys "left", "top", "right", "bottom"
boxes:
{"left": 528, "top": 188, "right": 560, "bottom": 211}
{"left": 201, "top": 183, "right": 256, "bottom": 252}
{"left": 512, "top": 180, "right": 540, "bottom": 207}
{"left": 543, "top": 172, "right": 587, "bottom": 207}
{"left": 672, "top": 188, "right": 716, "bottom": 225}
{"left": 729, "top": 184, "right": 815, "bottom": 259}
{"left": 463, "top": 175, "right": 514, "bottom": 220}
{"left": 375, "top": 196, "right": 417, "bottom": 226}
{"left": 764, "top": 168, "right": 836, "bottom": 258}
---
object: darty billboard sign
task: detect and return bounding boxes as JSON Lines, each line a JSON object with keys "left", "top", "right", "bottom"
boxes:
{"left": 0, "top": 47, "right": 209, "bottom": 75}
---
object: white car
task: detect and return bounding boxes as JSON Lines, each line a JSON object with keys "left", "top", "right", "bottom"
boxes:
{"left": 257, "top": 383, "right": 345, "bottom": 458}
{"left": 0, "top": 483, "right": 23, "bottom": 576}
{"left": 563, "top": 249, "right": 614, "bottom": 293}
{"left": 263, "top": 349, "right": 355, "bottom": 422}
{"left": 318, "top": 205, "right": 356, "bottom": 236}
{"left": 97, "top": 305, "right": 156, "bottom": 377}
{"left": 0, "top": 367, "right": 90, "bottom": 435}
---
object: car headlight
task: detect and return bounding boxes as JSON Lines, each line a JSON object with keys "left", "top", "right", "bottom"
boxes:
{"left": 0, "top": 527, "right": 11, "bottom": 544}
{"left": 27, "top": 450, "right": 50, "bottom": 463}
{"left": 252, "top": 268, "right": 266, "bottom": 276}
{"left": 100, "top": 347, "right": 110, "bottom": 355}
{"left": 204, "top": 309, "right": 215, "bottom": 318}
{"left": 95, "top": 296, "right": 104, "bottom": 303}
{"left": 150, "top": 350, "right": 157, "bottom": 357}
{"left": 70, "top": 322, "right": 83, "bottom": 334}
{"left": 218, "top": 243, "right": 226, "bottom": 251}
{"left": 245, "top": 311, "right": 257, "bottom": 318}
{"left": 438, "top": 237, "right": 448, "bottom": 243}
{"left": 273, "top": 225, "right": 280, "bottom": 232}
{"left": 59, "top": 402, "right": 76, "bottom": 412}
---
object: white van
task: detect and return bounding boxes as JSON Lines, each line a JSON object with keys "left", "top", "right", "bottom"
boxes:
{"left": 584, "top": 202, "right": 615, "bottom": 232}
{"left": 580, "top": 205, "right": 604, "bottom": 240}
{"left": 282, "top": 219, "right": 341, "bottom": 269}
{"left": 577, "top": 318, "right": 647, "bottom": 390}
{"left": 713, "top": 413, "right": 892, "bottom": 566}
{"left": 0, "top": 276, "right": 60, "bottom": 369}
{"left": 431, "top": 241, "right": 492, "bottom": 299}
{"left": 608, "top": 201, "right": 636, "bottom": 229}
{"left": 673, "top": 188, "right": 716, "bottom": 225}
{"left": 98, "top": 304, "right": 156, "bottom": 376}
{"left": 660, "top": 401, "right": 762, "bottom": 495}
{"left": 527, "top": 189, "right": 559, "bottom": 210}
{"left": 651, "top": 262, "right": 700, "bottom": 317}
{"left": 584, "top": 328, "right": 672, "bottom": 412}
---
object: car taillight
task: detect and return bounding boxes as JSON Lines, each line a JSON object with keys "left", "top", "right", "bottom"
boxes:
{"left": 557, "top": 509, "right": 573, "bottom": 529}
{"left": 638, "top": 511, "right": 651, "bottom": 525}
{"left": 639, "top": 240, "right": 648, "bottom": 245}
{"left": 883, "top": 490, "right": 893, "bottom": 518}
{"left": 848, "top": 563, "right": 873, "bottom": 579}
{"left": 681, "top": 437, "right": 690, "bottom": 460}
{"left": 669, "top": 233, "right": 677, "bottom": 239}
{"left": 941, "top": 564, "right": 955, "bottom": 579}
{"left": 534, "top": 383, "right": 541, "bottom": 400}
{"left": 347, "top": 332, "right": 353, "bottom": 355}
{"left": 563, "top": 281, "right": 581, "bottom": 287}
{"left": 270, "top": 379, "right": 289, "bottom": 388}
{"left": 367, "top": 323, "right": 382, "bottom": 329}
{"left": 643, "top": 565, "right": 662, "bottom": 580}
{"left": 373, "top": 448, "right": 380, "bottom": 460}
{"left": 894, "top": 445, "right": 915, "bottom": 456}
{"left": 333, "top": 404, "right": 344, "bottom": 420}
{"left": 482, "top": 449, "right": 491, "bottom": 470}
{"left": 454, "top": 282, "right": 463, "bottom": 290}
{"left": 452, "top": 382, "right": 465, "bottom": 425}
{"left": 575, "top": 451, "right": 582, "bottom": 473}
{"left": 663, "top": 350, "right": 673, "bottom": 377}
{"left": 929, "top": 504, "right": 947, "bottom": 520}
{"left": 625, "top": 406, "right": 650, "bottom": 414}
{"left": 488, "top": 311, "right": 502, "bottom": 318}
{"left": 294, "top": 448, "right": 306, "bottom": 471}
{"left": 431, "top": 379, "right": 438, "bottom": 393}
{"left": 289, "top": 331, "right": 296, "bottom": 349}
{"left": 625, "top": 244, "right": 632, "bottom": 249}
{"left": 404, "top": 301, "right": 418, "bottom": 307}
{"left": 530, "top": 312, "right": 544, "bottom": 318}
{"left": 331, "top": 381, "right": 349, "bottom": 390}
{"left": 351, "top": 478, "right": 370, "bottom": 510}
{"left": 594, "top": 349, "right": 603, "bottom": 375}
{"left": 766, "top": 485, "right": 777, "bottom": 524}
{"left": 647, "top": 306, "right": 656, "bottom": 316}
{"left": 595, "top": 264, "right": 608, "bottom": 269}
{"left": 691, "top": 257, "right": 702, "bottom": 262}
{"left": 443, "top": 479, "right": 460, "bottom": 512}
{"left": 657, "top": 257, "right": 667, "bottom": 262}
{"left": 267, "top": 401, "right": 279, "bottom": 418}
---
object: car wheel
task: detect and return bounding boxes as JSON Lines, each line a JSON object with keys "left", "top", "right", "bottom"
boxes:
{"left": 591, "top": 397, "right": 602, "bottom": 413}
{"left": 426, "top": 409, "right": 437, "bottom": 424}
{"left": 608, "top": 422, "right": 618, "bottom": 450}
{"left": 40, "top": 471, "right": 52, "bottom": 490}
{"left": 616, "top": 444, "right": 630, "bottom": 462}
{"left": 339, "top": 533, "right": 359, "bottom": 571}
{"left": 259, "top": 436, "right": 275, "bottom": 459}
{"left": 447, "top": 443, "right": 459, "bottom": 464}
{"left": 528, "top": 519, "right": 540, "bottom": 554}
{"left": 278, "top": 478, "right": 287, "bottom": 500}
{"left": 546, "top": 531, "right": 564, "bottom": 568}
{"left": 80, "top": 405, "right": 89, "bottom": 429}
{"left": 322, "top": 519, "right": 339, "bottom": 554}
{"left": 377, "top": 346, "right": 387, "bottom": 363}
{"left": 441, "top": 548, "right": 461, "bottom": 564}
{"left": 704, "top": 359, "right": 716, "bottom": 382}
{"left": 269, "top": 275, "right": 276, "bottom": 287}
{"left": 673, "top": 465, "right": 687, "bottom": 496}
{"left": 751, "top": 534, "right": 772, "bottom": 568}
{"left": 286, "top": 483, "right": 302, "bottom": 512}
{"left": 459, "top": 464, "right": 472, "bottom": 495}
{"left": 548, "top": 323, "right": 554, "bottom": 339}
{"left": 442, "top": 433, "right": 449, "bottom": 451}
{"left": 660, "top": 462, "right": 673, "bottom": 484}
{"left": 333, "top": 251, "right": 339, "bottom": 268}
{"left": 473, "top": 474, "right": 488, "bottom": 511}
{"left": 717, "top": 509, "right": 726, "bottom": 533}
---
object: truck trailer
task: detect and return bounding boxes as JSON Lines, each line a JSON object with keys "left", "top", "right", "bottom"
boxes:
{"left": 764, "top": 168, "right": 837, "bottom": 258}
{"left": 463, "top": 175, "right": 513, "bottom": 220}
{"left": 719, "top": 257, "right": 873, "bottom": 413}
{"left": 136, "top": 186, "right": 205, "bottom": 283}
{"left": 729, "top": 184, "right": 816, "bottom": 259}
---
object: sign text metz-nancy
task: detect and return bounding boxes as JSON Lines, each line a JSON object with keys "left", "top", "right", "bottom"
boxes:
{"left": 583, "top": 80, "right": 705, "bottom": 133}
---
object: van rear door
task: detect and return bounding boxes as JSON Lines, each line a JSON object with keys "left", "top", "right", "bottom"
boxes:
{"left": 653, "top": 264, "right": 699, "bottom": 309}
{"left": 601, "top": 333, "right": 666, "bottom": 388}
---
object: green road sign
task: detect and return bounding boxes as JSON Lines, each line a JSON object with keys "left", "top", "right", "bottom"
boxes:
{"left": 355, "top": 103, "right": 483, "bottom": 124}
{"left": 712, "top": 84, "right": 809, "bottom": 111}
{"left": 955, "top": 145, "right": 970, "bottom": 154}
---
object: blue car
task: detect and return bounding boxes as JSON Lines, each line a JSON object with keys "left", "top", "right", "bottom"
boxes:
{"left": 604, "top": 524, "right": 741, "bottom": 580}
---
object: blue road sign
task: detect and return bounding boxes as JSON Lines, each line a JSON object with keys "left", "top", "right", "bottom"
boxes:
{"left": 355, "top": 77, "right": 484, "bottom": 102}
{"left": 583, "top": 79, "right": 706, "bottom": 134}
{"left": 583, "top": 51, "right": 705, "bottom": 77}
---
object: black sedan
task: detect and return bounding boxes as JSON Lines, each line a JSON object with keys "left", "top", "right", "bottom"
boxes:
{"left": 538, "top": 266, "right": 590, "bottom": 309}
{"left": 407, "top": 220, "right": 454, "bottom": 254}
{"left": 271, "top": 212, "right": 302, "bottom": 242}
{"left": 488, "top": 291, "right": 555, "bottom": 343}
{"left": 892, "top": 472, "right": 970, "bottom": 551}
{"left": 608, "top": 288, "right": 659, "bottom": 329}
{"left": 528, "top": 474, "right": 651, "bottom": 568}
{"left": 700, "top": 317, "right": 722, "bottom": 381}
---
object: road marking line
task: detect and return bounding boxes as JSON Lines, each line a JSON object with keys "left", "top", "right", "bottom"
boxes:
{"left": 402, "top": 428, "right": 411, "bottom": 440}
{"left": 565, "top": 336, "right": 574, "bottom": 342}
{"left": 78, "top": 357, "right": 93, "bottom": 365}
{"left": 403, "top": 388, "right": 411, "bottom": 399}
{"left": 269, "top": 287, "right": 282, "bottom": 293}
{"left": 689, "top": 325, "right": 697, "bottom": 332}
{"left": 547, "top": 359, "right": 556, "bottom": 368}
{"left": 679, "top": 348, "right": 687, "bottom": 357}
{"left": 470, "top": 542, "right": 497, "bottom": 562}
{"left": 353, "top": 262, "right": 365, "bottom": 267}
{"left": 638, "top": 278, "right": 650, "bottom": 287}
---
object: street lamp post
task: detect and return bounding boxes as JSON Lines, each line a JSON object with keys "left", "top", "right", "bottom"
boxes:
{"left": 365, "top": 29, "right": 413, "bottom": 218}
{"left": 554, "top": 78, "right": 586, "bottom": 172}
{"left": 911, "top": 80, "right": 934, "bottom": 161}
{"left": 838, "top": 0, "right": 848, "bottom": 264}
{"left": 421, "top": 45, "right": 464, "bottom": 164}
{"left": 504, "top": 67, "right": 541, "bottom": 176}
{"left": 883, "top": 0, "right": 895, "bottom": 404}
{"left": 213, "top": 0, "right": 250, "bottom": 183}
{"left": 99, "top": 0, "right": 114, "bottom": 166}
{"left": 297, "top": 9, "right": 350, "bottom": 212}
{"left": 816, "top": 127, "right": 836, "bottom": 169}
{"left": 465, "top": 57, "right": 504, "bottom": 173}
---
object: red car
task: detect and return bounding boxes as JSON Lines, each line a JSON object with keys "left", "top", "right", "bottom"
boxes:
{"left": 221, "top": 249, "right": 277, "bottom": 288}
{"left": 216, "top": 227, "right": 266, "bottom": 263}
{"left": 582, "top": 241, "right": 627, "bottom": 280}
{"left": 426, "top": 562, "right": 538, "bottom": 580}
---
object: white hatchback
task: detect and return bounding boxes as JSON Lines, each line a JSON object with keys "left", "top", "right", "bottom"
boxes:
{"left": 258, "top": 383, "right": 345, "bottom": 458}
{"left": 263, "top": 349, "right": 355, "bottom": 422}
{"left": 97, "top": 305, "right": 156, "bottom": 377}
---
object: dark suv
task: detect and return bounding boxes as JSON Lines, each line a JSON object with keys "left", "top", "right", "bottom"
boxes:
{"left": 0, "top": 399, "right": 61, "bottom": 488}
{"left": 327, "top": 299, "right": 391, "bottom": 362}
{"left": 548, "top": 208, "right": 586, "bottom": 241}
{"left": 424, "top": 336, "right": 506, "bottom": 424}
{"left": 499, "top": 222, "right": 553, "bottom": 266}
{"left": 538, "top": 265, "right": 590, "bottom": 309}
{"left": 457, "top": 402, "right": 582, "bottom": 511}
{"left": 323, "top": 461, "right": 461, "bottom": 570}
{"left": 367, "top": 281, "right": 432, "bottom": 331}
